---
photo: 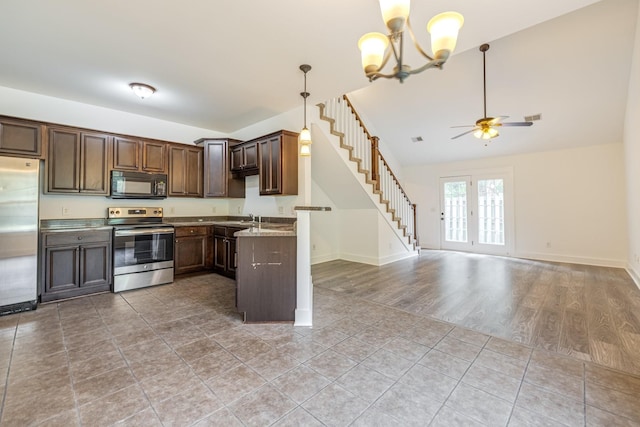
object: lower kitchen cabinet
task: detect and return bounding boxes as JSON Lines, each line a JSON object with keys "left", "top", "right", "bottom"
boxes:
{"left": 213, "top": 226, "right": 242, "bottom": 279}
{"left": 41, "top": 229, "right": 112, "bottom": 302}
{"left": 174, "top": 226, "right": 212, "bottom": 275}
{"left": 236, "top": 235, "right": 296, "bottom": 322}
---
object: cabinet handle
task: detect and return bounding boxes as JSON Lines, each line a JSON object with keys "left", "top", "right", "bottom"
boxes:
{"left": 234, "top": 252, "right": 237, "bottom": 268}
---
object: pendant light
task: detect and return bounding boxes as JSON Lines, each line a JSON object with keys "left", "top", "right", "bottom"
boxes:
{"left": 299, "top": 64, "right": 312, "bottom": 156}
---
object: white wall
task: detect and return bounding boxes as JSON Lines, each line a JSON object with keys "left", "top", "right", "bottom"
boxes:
{"left": 403, "top": 143, "right": 628, "bottom": 267}
{"left": 0, "top": 86, "right": 225, "bottom": 144}
{"left": 624, "top": 4, "right": 640, "bottom": 285}
{"left": 309, "top": 180, "right": 339, "bottom": 264}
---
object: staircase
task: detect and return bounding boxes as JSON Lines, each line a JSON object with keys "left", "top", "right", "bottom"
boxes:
{"left": 317, "top": 95, "right": 419, "bottom": 250}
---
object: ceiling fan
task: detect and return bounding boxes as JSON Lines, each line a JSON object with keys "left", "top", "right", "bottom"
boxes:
{"left": 451, "top": 43, "right": 533, "bottom": 141}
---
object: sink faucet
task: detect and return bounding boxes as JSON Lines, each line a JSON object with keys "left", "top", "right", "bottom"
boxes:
{"left": 249, "top": 213, "right": 254, "bottom": 223}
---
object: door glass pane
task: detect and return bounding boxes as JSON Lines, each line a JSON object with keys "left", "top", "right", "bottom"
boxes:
{"left": 444, "top": 181, "right": 467, "bottom": 242}
{"left": 478, "top": 179, "right": 505, "bottom": 245}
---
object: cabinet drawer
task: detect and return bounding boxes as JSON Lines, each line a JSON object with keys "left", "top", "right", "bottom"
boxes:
{"left": 44, "top": 230, "right": 111, "bottom": 246}
{"left": 175, "top": 226, "right": 209, "bottom": 237}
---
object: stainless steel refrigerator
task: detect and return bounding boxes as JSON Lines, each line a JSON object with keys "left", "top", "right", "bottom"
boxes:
{"left": 0, "top": 156, "right": 39, "bottom": 315}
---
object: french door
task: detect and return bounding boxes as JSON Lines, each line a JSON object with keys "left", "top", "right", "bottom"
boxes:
{"left": 440, "top": 171, "right": 513, "bottom": 255}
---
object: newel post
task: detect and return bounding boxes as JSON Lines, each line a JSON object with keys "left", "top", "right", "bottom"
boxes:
{"left": 412, "top": 203, "right": 419, "bottom": 247}
{"left": 371, "top": 136, "right": 380, "bottom": 192}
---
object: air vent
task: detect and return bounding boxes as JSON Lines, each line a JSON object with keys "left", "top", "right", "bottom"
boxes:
{"left": 411, "top": 136, "right": 424, "bottom": 143}
{"left": 524, "top": 113, "right": 542, "bottom": 122}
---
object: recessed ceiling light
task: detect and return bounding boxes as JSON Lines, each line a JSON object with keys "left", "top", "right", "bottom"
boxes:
{"left": 411, "top": 136, "right": 424, "bottom": 143}
{"left": 129, "top": 83, "right": 156, "bottom": 99}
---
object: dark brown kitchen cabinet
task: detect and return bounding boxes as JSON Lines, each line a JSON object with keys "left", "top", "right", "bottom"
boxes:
{"left": 174, "top": 226, "right": 212, "bottom": 275}
{"left": 236, "top": 235, "right": 296, "bottom": 322}
{"left": 0, "top": 116, "right": 43, "bottom": 158}
{"left": 113, "top": 137, "right": 167, "bottom": 173}
{"left": 230, "top": 141, "right": 258, "bottom": 176}
{"left": 41, "top": 230, "right": 112, "bottom": 302}
{"left": 195, "top": 138, "right": 245, "bottom": 198}
{"left": 46, "top": 127, "right": 110, "bottom": 194}
{"left": 168, "top": 144, "right": 203, "bottom": 197}
{"left": 213, "top": 226, "right": 243, "bottom": 279}
{"left": 257, "top": 130, "right": 298, "bottom": 196}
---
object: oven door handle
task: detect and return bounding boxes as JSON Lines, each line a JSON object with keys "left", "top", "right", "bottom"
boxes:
{"left": 115, "top": 227, "right": 175, "bottom": 236}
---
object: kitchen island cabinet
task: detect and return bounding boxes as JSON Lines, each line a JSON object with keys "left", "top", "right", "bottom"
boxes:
{"left": 236, "top": 232, "right": 296, "bottom": 322}
{"left": 40, "top": 229, "right": 112, "bottom": 302}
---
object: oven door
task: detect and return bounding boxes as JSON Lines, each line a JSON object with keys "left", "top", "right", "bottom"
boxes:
{"left": 113, "top": 226, "right": 174, "bottom": 275}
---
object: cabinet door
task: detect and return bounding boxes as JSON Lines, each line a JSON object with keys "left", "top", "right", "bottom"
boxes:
{"left": 43, "top": 245, "right": 79, "bottom": 298}
{"left": 227, "top": 237, "right": 237, "bottom": 276}
{"left": 230, "top": 146, "right": 244, "bottom": 172}
{"left": 213, "top": 235, "right": 227, "bottom": 271}
{"left": 169, "top": 145, "right": 203, "bottom": 197}
{"left": 142, "top": 140, "right": 166, "bottom": 173}
{"left": 244, "top": 142, "right": 258, "bottom": 170}
{"left": 258, "top": 136, "right": 281, "bottom": 195}
{"left": 79, "top": 243, "right": 111, "bottom": 290}
{"left": 0, "top": 117, "right": 42, "bottom": 158}
{"left": 203, "top": 140, "right": 227, "bottom": 197}
{"left": 80, "top": 132, "right": 110, "bottom": 194}
{"left": 113, "top": 137, "right": 140, "bottom": 170}
{"left": 47, "top": 128, "right": 80, "bottom": 193}
{"left": 175, "top": 235, "right": 207, "bottom": 274}
{"left": 185, "top": 147, "right": 203, "bottom": 197}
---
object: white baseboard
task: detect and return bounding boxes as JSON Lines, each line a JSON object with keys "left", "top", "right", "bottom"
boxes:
{"left": 626, "top": 264, "right": 640, "bottom": 290}
{"left": 310, "top": 253, "right": 339, "bottom": 265}
{"left": 294, "top": 308, "right": 313, "bottom": 327}
{"left": 514, "top": 251, "right": 626, "bottom": 268}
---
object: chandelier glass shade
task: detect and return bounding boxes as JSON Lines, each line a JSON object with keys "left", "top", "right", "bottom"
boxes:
{"left": 358, "top": 0, "right": 463, "bottom": 83}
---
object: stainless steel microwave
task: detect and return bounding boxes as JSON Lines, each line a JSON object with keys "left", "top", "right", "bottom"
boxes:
{"left": 110, "top": 171, "right": 167, "bottom": 199}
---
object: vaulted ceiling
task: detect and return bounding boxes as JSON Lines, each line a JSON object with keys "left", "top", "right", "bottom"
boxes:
{"left": 1, "top": 0, "right": 636, "bottom": 165}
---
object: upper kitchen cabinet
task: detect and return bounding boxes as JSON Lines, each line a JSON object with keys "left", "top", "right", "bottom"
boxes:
{"left": 195, "top": 138, "right": 245, "bottom": 198}
{"left": 257, "top": 130, "right": 298, "bottom": 196}
{"left": 0, "top": 116, "right": 43, "bottom": 159}
{"left": 168, "top": 144, "right": 203, "bottom": 197}
{"left": 230, "top": 140, "right": 258, "bottom": 176}
{"left": 46, "top": 127, "right": 110, "bottom": 195}
{"left": 113, "top": 137, "right": 167, "bottom": 173}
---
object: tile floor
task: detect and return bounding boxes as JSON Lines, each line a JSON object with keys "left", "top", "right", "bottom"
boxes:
{"left": 1, "top": 273, "right": 639, "bottom": 426}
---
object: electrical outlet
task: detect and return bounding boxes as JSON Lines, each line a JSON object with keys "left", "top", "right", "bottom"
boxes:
{"left": 546, "top": 242, "right": 551, "bottom": 248}
{"left": 237, "top": 206, "right": 241, "bottom": 214}
{"left": 278, "top": 206, "right": 284, "bottom": 214}
{"left": 169, "top": 207, "right": 175, "bottom": 214}
{"left": 62, "top": 207, "right": 69, "bottom": 216}
{"left": 312, "top": 244, "right": 316, "bottom": 251}
{"left": 211, "top": 206, "right": 216, "bottom": 214}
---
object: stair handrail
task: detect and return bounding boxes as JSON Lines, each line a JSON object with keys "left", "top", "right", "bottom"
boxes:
{"left": 341, "top": 94, "right": 419, "bottom": 246}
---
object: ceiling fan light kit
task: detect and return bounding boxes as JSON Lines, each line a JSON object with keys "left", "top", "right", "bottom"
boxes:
{"left": 358, "top": 0, "right": 463, "bottom": 83}
{"left": 451, "top": 43, "right": 534, "bottom": 141}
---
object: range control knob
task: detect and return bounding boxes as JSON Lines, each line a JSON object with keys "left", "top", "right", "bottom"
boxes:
{"left": 109, "top": 210, "right": 114, "bottom": 215}
{"left": 115, "top": 210, "right": 120, "bottom": 215}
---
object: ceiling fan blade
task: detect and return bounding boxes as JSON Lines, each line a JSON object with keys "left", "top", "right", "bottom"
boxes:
{"left": 501, "top": 121, "right": 533, "bottom": 127}
{"left": 451, "top": 128, "right": 478, "bottom": 140}
{"left": 451, "top": 125, "right": 476, "bottom": 128}
{"left": 488, "top": 116, "right": 509, "bottom": 125}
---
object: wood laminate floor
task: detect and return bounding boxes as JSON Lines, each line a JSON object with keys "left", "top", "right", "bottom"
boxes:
{"left": 312, "top": 250, "right": 640, "bottom": 376}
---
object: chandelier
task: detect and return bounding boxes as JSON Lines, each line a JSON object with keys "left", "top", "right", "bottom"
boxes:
{"left": 358, "top": 0, "right": 464, "bottom": 83}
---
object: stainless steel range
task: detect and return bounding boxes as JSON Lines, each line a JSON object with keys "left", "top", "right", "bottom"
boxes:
{"left": 108, "top": 207, "right": 174, "bottom": 292}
